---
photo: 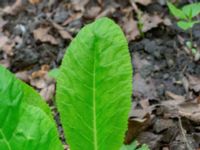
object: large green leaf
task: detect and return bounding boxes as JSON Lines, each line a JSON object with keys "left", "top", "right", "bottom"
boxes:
{"left": 0, "top": 65, "right": 63, "bottom": 150}
{"left": 56, "top": 17, "right": 132, "bottom": 150}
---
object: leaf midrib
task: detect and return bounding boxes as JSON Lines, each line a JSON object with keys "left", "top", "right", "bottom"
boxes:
{"left": 92, "top": 36, "right": 98, "bottom": 150}
{"left": 0, "top": 129, "right": 12, "bottom": 150}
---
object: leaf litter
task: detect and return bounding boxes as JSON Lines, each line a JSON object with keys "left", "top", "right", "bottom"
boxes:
{"left": 1, "top": 0, "right": 200, "bottom": 149}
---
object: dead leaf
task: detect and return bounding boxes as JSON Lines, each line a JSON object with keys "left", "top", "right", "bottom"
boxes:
{"left": 3, "top": 0, "right": 24, "bottom": 15}
{"left": 84, "top": 6, "right": 101, "bottom": 19}
{"left": 62, "top": 13, "right": 82, "bottom": 26}
{"left": 0, "top": 18, "right": 7, "bottom": 32}
{"left": 31, "top": 65, "right": 50, "bottom": 79}
{"left": 71, "top": 0, "right": 89, "bottom": 11}
{"left": 15, "top": 71, "right": 29, "bottom": 82}
{"left": 125, "top": 114, "right": 151, "bottom": 144}
{"left": 0, "top": 34, "right": 14, "bottom": 56}
{"left": 165, "top": 91, "right": 185, "bottom": 101}
{"left": 51, "top": 22, "right": 72, "bottom": 40}
{"left": 133, "top": 0, "right": 152, "bottom": 6}
{"left": 141, "top": 13, "right": 163, "bottom": 32}
{"left": 40, "top": 84, "right": 55, "bottom": 102}
{"left": 96, "top": 7, "right": 115, "bottom": 18}
{"left": 187, "top": 75, "right": 200, "bottom": 92}
{"left": 122, "top": 17, "right": 140, "bottom": 41}
{"left": 33, "top": 27, "right": 58, "bottom": 45}
{"left": 29, "top": 0, "right": 41, "bottom": 5}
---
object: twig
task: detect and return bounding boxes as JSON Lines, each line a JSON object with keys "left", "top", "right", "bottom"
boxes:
{"left": 178, "top": 117, "right": 193, "bottom": 150}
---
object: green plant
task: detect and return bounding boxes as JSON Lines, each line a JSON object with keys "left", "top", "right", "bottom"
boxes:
{"left": 0, "top": 18, "right": 149, "bottom": 150}
{"left": 167, "top": 2, "right": 200, "bottom": 30}
{"left": 167, "top": 2, "right": 200, "bottom": 55}
{"left": 120, "top": 141, "right": 149, "bottom": 150}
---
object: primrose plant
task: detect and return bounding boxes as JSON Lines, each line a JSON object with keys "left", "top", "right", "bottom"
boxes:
{"left": 0, "top": 18, "right": 149, "bottom": 150}
{"left": 167, "top": 2, "right": 200, "bottom": 55}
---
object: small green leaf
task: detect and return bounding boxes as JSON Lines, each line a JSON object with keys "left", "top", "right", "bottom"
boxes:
{"left": 120, "top": 141, "right": 149, "bottom": 150}
{"left": 177, "top": 21, "right": 198, "bottom": 30}
{"left": 192, "top": 48, "right": 197, "bottom": 54}
{"left": 0, "top": 65, "right": 63, "bottom": 150}
{"left": 182, "top": 2, "right": 200, "bottom": 18}
{"left": 48, "top": 68, "right": 60, "bottom": 79}
{"left": 186, "top": 41, "right": 192, "bottom": 49}
{"left": 56, "top": 17, "right": 132, "bottom": 150}
{"left": 167, "top": 2, "right": 187, "bottom": 19}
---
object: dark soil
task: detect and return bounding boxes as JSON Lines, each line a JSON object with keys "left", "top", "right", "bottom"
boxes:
{"left": 0, "top": 0, "right": 200, "bottom": 149}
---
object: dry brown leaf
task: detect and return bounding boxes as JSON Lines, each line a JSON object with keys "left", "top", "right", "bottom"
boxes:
{"left": 133, "top": 0, "right": 152, "bottom": 6}
{"left": 15, "top": 71, "right": 29, "bottom": 82}
{"left": 0, "top": 18, "right": 7, "bottom": 32}
{"left": 187, "top": 75, "right": 200, "bottom": 92}
{"left": 0, "top": 59, "right": 10, "bottom": 68}
{"left": 125, "top": 114, "right": 151, "bottom": 144}
{"left": 62, "top": 13, "right": 82, "bottom": 26}
{"left": 51, "top": 22, "right": 72, "bottom": 40}
{"left": 71, "top": 0, "right": 89, "bottom": 11}
{"left": 31, "top": 65, "right": 50, "bottom": 79}
{"left": 3, "top": 0, "right": 23, "bottom": 15}
{"left": 0, "top": 34, "right": 14, "bottom": 56}
{"left": 40, "top": 84, "right": 55, "bottom": 102}
{"left": 33, "top": 27, "right": 58, "bottom": 45}
{"left": 29, "top": 0, "right": 41, "bottom": 5}
{"left": 84, "top": 6, "right": 101, "bottom": 19}
{"left": 165, "top": 91, "right": 185, "bottom": 101}
{"left": 122, "top": 17, "right": 140, "bottom": 41}
{"left": 96, "top": 7, "right": 116, "bottom": 18}
{"left": 141, "top": 14, "right": 163, "bottom": 32}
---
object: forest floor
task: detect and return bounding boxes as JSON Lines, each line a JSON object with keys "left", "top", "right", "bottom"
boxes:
{"left": 0, "top": 0, "right": 200, "bottom": 149}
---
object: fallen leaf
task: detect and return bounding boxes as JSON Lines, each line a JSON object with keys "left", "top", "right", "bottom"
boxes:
{"left": 33, "top": 27, "right": 58, "bottom": 45}
{"left": 125, "top": 114, "right": 151, "bottom": 144}
{"left": 133, "top": 0, "right": 152, "bottom": 6}
{"left": 141, "top": 13, "right": 163, "bottom": 32}
{"left": 51, "top": 22, "right": 72, "bottom": 40}
{"left": 31, "top": 64, "right": 50, "bottom": 79}
{"left": 122, "top": 17, "right": 140, "bottom": 41}
{"left": 15, "top": 71, "right": 29, "bottom": 82}
{"left": 29, "top": 0, "right": 41, "bottom": 5}
{"left": 187, "top": 75, "right": 200, "bottom": 92}
{"left": 165, "top": 91, "right": 185, "bottom": 101}
{"left": 0, "top": 34, "right": 14, "bottom": 56}
{"left": 3, "top": 0, "right": 24, "bottom": 15}
{"left": 40, "top": 84, "right": 55, "bottom": 102}
{"left": 0, "top": 18, "right": 7, "bottom": 32}
{"left": 84, "top": 6, "right": 101, "bottom": 19}
{"left": 71, "top": 0, "right": 89, "bottom": 11}
{"left": 96, "top": 7, "right": 116, "bottom": 18}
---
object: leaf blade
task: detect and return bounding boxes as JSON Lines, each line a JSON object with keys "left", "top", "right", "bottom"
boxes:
{"left": 0, "top": 65, "right": 63, "bottom": 150}
{"left": 182, "top": 2, "right": 200, "bottom": 18}
{"left": 167, "top": 2, "right": 187, "bottom": 19}
{"left": 56, "top": 17, "right": 132, "bottom": 150}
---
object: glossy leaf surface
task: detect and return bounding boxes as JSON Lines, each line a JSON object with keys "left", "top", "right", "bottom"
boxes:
{"left": 0, "top": 65, "right": 63, "bottom": 150}
{"left": 56, "top": 18, "right": 132, "bottom": 150}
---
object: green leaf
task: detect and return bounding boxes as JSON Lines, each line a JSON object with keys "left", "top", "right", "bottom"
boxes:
{"left": 167, "top": 2, "right": 187, "bottom": 19}
{"left": 177, "top": 20, "right": 199, "bottom": 30}
{"left": 56, "top": 17, "right": 132, "bottom": 150}
{"left": 0, "top": 65, "right": 63, "bottom": 150}
{"left": 120, "top": 141, "right": 149, "bottom": 150}
{"left": 182, "top": 2, "right": 200, "bottom": 18}
{"left": 48, "top": 68, "right": 60, "bottom": 79}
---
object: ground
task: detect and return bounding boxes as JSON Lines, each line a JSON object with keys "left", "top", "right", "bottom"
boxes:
{"left": 0, "top": 0, "right": 200, "bottom": 149}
